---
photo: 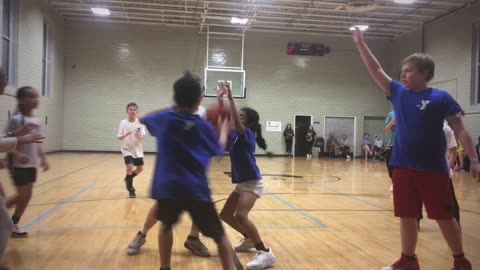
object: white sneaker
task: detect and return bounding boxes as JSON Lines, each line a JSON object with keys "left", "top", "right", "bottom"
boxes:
{"left": 346, "top": 155, "right": 351, "bottom": 159}
{"left": 127, "top": 232, "right": 146, "bottom": 255}
{"left": 11, "top": 224, "right": 28, "bottom": 238}
{"left": 246, "top": 249, "right": 276, "bottom": 270}
{"left": 234, "top": 238, "right": 255, "bottom": 252}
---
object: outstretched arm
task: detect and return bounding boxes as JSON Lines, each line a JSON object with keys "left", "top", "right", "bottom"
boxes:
{"left": 222, "top": 83, "right": 245, "bottom": 136}
{"left": 352, "top": 30, "right": 392, "bottom": 95}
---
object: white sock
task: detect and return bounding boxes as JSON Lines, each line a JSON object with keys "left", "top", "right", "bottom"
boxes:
{"left": 140, "top": 227, "right": 147, "bottom": 235}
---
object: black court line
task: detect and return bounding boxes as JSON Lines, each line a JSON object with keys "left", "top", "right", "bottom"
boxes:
{"left": 460, "top": 208, "right": 480, "bottom": 215}
{"left": 25, "top": 192, "right": 393, "bottom": 207}
{"left": 35, "top": 157, "right": 111, "bottom": 187}
{"left": 233, "top": 249, "right": 244, "bottom": 270}
{"left": 223, "top": 172, "right": 304, "bottom": 178}
{"left": 221, "top": 172, "right": 342, "bottom": 183}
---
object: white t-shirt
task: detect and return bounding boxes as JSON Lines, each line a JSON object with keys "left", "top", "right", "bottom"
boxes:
{"left": 4, "top": 114, "right": 42, "bottom": 168}
{"left": 118, "top": 118, "right": 146, "bottom": 158}
{"left": 443, "top": 122, "right": 457, "bottom": 178}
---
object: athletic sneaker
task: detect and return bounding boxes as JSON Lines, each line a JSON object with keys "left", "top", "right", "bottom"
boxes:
{"left": 129, "top": 187, "right": 136, "bottom": 198}
{"left": 246, "top": 249, "right": 276, "bottom": 270}
{"left": 184, "top": 238, "right": 211, "bottom": 257}
{"left": 381, "top": 255, "right": 420, "bottom": 270}
{"left": 453, "top": 257, "right": 472, "bottom": 270}
{"left": 234, "top": 238, "right": 255, "bottom": 252}
{"left": 127, "top": 231, "right": 146, "bottom": 255}
{"left": 11, "top": 224, "right": 28, "bottom": 238}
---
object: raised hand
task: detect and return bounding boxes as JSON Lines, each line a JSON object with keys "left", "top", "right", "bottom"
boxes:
{"left": 215, "top": 82, "right": 225, "bottom": 97}
{"left": 222, "top": 81, "right": 233, "bottom": 99}
{"left": 352, "top": 28, "right": 364, "bottom": 44}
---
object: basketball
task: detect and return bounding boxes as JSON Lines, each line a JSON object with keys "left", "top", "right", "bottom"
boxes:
{"left": 205, "top": 104, "right": 230, "bottom": 132}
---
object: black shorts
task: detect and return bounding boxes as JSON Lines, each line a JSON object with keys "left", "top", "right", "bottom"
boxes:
{"left": 155, "top": 199, "right": 225, "bottom": 242}
{"left": 124, "top": 156, "right": 144, "bottom": 166}
{"left": 10, "top": 167, "right": 37, "bottom": 186}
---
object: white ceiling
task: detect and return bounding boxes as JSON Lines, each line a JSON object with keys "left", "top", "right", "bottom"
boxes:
{"left": 48, "top": 0, "right": 480, "bottom": 39}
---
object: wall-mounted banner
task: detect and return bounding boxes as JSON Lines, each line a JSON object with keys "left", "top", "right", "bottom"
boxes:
{"left": 266, "top": 121, "right": 282, "bottom": 132}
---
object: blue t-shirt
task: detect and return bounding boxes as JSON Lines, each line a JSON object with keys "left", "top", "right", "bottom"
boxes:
{"left": 229, "top": 128, "right": 262, "bottom": 183}
{"left": 388, "top": 80, "right": 463, "bottom": 172}
{"left": 143, "top": 110, "right": 223, "bottom": 201}
{"left": 385, "top": 111, "right": 395, "bottom": 147}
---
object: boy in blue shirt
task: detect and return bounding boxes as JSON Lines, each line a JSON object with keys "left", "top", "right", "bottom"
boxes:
{"left": 353, "top": 29, "right": 479, "bottom": 270}
{"left": 140, "top": 72, "right": 234, "bottom": 270}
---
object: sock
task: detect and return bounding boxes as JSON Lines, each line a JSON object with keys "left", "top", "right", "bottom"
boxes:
{"left": 187, "top": 235, "right": 199, "bottom": 241}
{"left": 138, "top": 230, "right": 146, "bottom": 237}
{"left": 132, "top": 172, "right": 138, "bottom": 178}
{"left": 254, "top": 241, "right": 269, "bottom": 252}
{"left": 140, "top": 227, "right": 147, "bottom": 235}
{"left": 401, "top": 253, "right": 417, "bottom": 262}
{"left": 125, "top": 175, "right": 133, "bottom": 189}
{"left": 453, "top": 253, "right": 465, "bottom": 259}
{"left": 12, "top": 215, "right": 20, "bottom": 225}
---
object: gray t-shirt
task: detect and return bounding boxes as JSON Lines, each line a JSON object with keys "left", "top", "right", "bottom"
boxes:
{"left": 4, "top": 114, "right": 42, "bottom": 168}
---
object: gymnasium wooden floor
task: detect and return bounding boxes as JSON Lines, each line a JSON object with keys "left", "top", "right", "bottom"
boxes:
{"left": 2, "top": 152, "right": 479, "bottom": 269}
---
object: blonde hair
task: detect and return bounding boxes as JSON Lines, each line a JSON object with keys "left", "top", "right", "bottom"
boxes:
{"left": 401, "top": 53, "right": 435, "bottom": 82}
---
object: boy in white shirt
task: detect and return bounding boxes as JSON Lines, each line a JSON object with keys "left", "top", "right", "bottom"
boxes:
{"left": 118, "top": 102, "right": 146, "bottom": 198}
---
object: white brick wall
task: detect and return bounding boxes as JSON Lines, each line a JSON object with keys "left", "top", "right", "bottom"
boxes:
{"left": 3, "top": 2, "right": 477, "bottom": 155}
{"left": 391, "top": 3, "right": 480, "bottom": 140}
{"left": 0, "top": 0, "right": 65, "bottom": 152}
{"left": 62, "top": 21, "right": 393, "bottom": 155}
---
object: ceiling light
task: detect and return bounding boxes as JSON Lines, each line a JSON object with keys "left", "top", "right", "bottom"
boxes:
{"left": 231, "top": 17, "right": 248, "bottom": 25}
{"left": 349, "top": 25, "right": 369, "bottom": 31}
{"left": 91, "top": 7, "right": 110, "bottom": 16}
{"left": 394, "top": 0, "right": 416, "bottom": 4}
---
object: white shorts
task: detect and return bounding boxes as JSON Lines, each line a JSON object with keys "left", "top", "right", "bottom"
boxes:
{"left": 234, "top": 179, "right": 264, "bottom": 197}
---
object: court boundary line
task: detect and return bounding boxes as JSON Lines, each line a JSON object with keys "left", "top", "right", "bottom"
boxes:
{"left": 23, "top": 181, "right": 96, "bottom": 230}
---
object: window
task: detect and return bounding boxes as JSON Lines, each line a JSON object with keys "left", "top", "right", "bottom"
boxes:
{"left": 1, "top": 0, "right": 18, "bottom": 87}
{"left": 42, "top": 20, "right": 53, "bottom": 96}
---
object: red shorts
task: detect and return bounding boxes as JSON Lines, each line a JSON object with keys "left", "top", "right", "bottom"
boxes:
{"left": 393, "top": 167, "right": 455, "bottom": 220}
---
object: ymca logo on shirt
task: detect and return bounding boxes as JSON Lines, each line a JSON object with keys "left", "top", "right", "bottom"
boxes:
{"left": 417, "top": 100, "right": 431, "bottom": 110}
{"left": 184, "top": 121, "right": 195, "bottom": 130}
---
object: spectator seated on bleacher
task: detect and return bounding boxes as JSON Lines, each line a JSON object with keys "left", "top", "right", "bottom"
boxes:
{"left": 313, "top": 137, "right": 325, "bottom": 157}
{"left": 361, "top": 133, "right": 373, "bottom": 159}
{"left": 339, "top": 135, "right": 351, "bottom": 159}
{"left": 372, "top": 135, "right": 384, "bottom": 160}
{"left": 326, "top": 132, "right": 339, "bottom": 157}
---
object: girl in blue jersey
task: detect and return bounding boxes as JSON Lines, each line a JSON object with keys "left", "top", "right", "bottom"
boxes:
{"left": 217, "top": 83, "right": 276, "bottom": 270}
